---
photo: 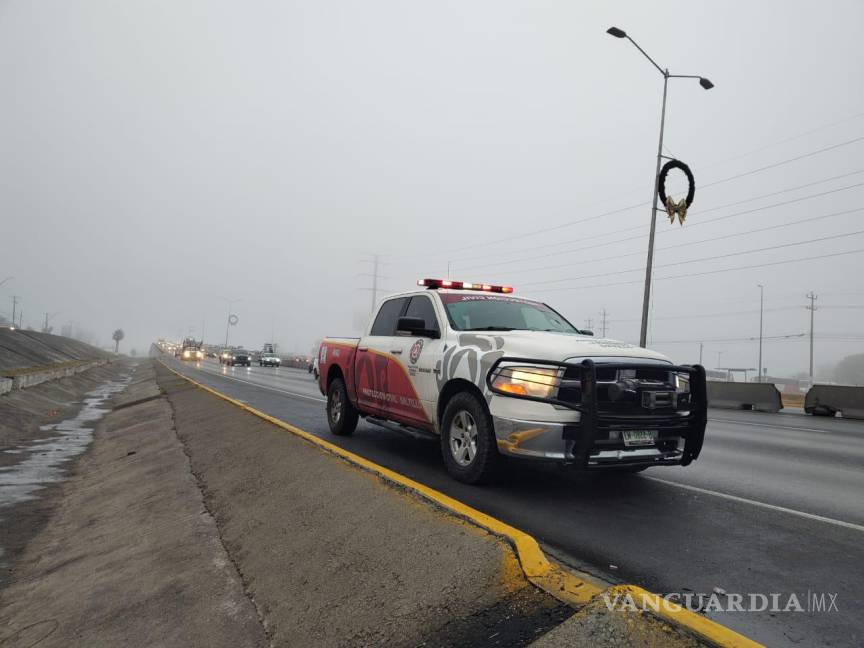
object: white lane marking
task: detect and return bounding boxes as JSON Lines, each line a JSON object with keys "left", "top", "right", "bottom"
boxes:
{"left": 180, "top": 364, "right": 326, "bottom": 403}
{"left": 644, "top": 476, "right": 864, "bottom": 533}
{"left": 708, "top": 417, "right": 836, "bottom": 434}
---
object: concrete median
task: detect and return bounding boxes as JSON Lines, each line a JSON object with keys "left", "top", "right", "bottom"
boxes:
{"left": 805, "top": 385, "right": 864, "bottom": 419}
{"left": 707, "top": 382, "right": 783, "bottom": 413}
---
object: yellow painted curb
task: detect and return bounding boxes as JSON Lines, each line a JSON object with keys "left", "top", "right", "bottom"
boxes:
{"left": 606, "top": 585, "right": 763, "bottom": 648}
{"left": 159, "top": 360, "right": 763, "bottom": 647}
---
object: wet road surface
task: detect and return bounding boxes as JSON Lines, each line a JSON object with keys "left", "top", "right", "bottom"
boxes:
{"left": 165, "top": 357, "right": 864, "bottom": 647}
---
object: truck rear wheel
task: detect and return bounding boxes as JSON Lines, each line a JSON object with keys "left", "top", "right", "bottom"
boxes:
{"left": 441, "top": 392, "right": 500, "bottom": 484}
{"left": 327, "top": 376, "right": 358, "bottom": 436}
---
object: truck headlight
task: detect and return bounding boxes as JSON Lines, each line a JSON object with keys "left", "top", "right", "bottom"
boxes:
{"left": 490, "top": 366, "right": 559, "bottom": 399}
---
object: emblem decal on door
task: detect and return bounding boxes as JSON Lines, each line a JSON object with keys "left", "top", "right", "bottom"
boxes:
{"left": 409, "top": 339, "right": 424, "bottom": 364}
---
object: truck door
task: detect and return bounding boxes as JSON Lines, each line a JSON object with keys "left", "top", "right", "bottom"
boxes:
{"left": 354, "top": 296, "right": 408, "bottom": 417}
{"left": 385, "top": 294, "right": 443, "bottom": 429}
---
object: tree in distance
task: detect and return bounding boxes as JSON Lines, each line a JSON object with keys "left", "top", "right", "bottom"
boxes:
{"left": 112, "top": 328, "right": 125, "bottom": 353}
{"left": 835, "top": 353, "right": 864, "bottom": 386}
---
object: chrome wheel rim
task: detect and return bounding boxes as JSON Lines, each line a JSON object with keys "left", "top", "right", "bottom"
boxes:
{"left": 449, "top": 410, "right": 478, "bottom": 467}
{"left": 330, "top": 389, "right": 343, "bottom": 425}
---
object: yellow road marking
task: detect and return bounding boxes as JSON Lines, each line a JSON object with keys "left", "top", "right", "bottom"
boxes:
{"left": 160, "top": 359, "right": 763, "bottom": 647}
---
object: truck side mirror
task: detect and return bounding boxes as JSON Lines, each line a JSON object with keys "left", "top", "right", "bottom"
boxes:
{"left": 582, "top": 329, "right": 594, "bottom": 336}
{"left": 397, "top": 316, "right": 440, "bottom": 339}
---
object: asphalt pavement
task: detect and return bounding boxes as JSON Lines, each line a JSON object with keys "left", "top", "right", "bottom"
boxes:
{"left": 165, "top": 357, "right": 864, "bottom": 648}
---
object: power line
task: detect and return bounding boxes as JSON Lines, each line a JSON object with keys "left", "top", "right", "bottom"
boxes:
{"left": 653, "top": 333, "right": 808, "bottom": 344}
{"left": 392, "top": 136, "right": 864, "bottom": 262}
{"left": 609, "top": 305, "right": 805, "bottom": 323}
{"left": 535, "top": 248, "right": 864, "bottom": 293}
{"left": 690, "top": 110, "right": 864, "bottom": 172}
{"left": 482, "top": 205, "right": 864, "bottom": 277}
{"left": 699, "top": 136, "right": 864, "bottom": 190}
{"left": 649, "top": 334, "right": 864, "bottom": 345}
{"left": 458, "top": 183, "right": 864, "bottom": 272}
{"left": 522, "top": 229, "right": 864, "bottom": 288}
{"left": 661, "top": 168, "right": 864, "bottom": 215}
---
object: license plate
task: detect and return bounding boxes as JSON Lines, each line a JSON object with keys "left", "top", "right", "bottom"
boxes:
{"left": 622, "top": 429, "right": 657, "bottom": 447}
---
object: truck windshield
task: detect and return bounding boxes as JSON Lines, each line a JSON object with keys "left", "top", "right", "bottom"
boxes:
{"left": 440, "top": 294, "right": 579, "bottom": 333}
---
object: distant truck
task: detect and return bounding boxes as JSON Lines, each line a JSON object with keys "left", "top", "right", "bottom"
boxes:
{"left": 318, "top": 279, "right": 707, "bottom": 484}
{"left": 259, "top": 352, "right": 281, "bottom": 367}
{"left": 180, "top": 337, "right": 204, "bottom": 361}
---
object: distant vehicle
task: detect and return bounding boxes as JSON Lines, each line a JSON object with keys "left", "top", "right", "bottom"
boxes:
{"left": 221, "top": 348, "right": 251, "bottom": 366}
{"left": 318, "top": 278, "right": 707, "bottom": 484}
{"left": 180, "top": 338, "right": 204, "bottom": 361}
{"left": 259, "top": 352, "right": 281, "bottom": 367}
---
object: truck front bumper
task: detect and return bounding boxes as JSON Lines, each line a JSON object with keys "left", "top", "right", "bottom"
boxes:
{"left": 488, "top": 358, "right": 707, "bottom": 469}
{"left": 492, "top": 415, "right": 689, "bottom": 466}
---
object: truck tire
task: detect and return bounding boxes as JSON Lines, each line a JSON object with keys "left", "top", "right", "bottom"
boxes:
{"left": 441, "top": 392, "right": 500, "bottom": 484}
{"left": 327, "top": 376, "right": 359, "bottom": 436}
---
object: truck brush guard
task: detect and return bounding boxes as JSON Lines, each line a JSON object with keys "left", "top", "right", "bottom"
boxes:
{"left": 486, "top": 357, "right": 707, "bottom": 468}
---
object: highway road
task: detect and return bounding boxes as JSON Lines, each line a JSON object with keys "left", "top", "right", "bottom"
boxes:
{"left": 163, "top": 356, "right": 864, "bottom": 648}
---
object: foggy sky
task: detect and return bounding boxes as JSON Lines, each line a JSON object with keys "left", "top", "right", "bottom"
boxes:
{"left": 2, "top": 0, "right": 863, "bottom": 377}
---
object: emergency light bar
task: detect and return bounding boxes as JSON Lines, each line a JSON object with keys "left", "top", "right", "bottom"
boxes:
{"left": 417, "top": 278, "right": 514, "bottom": 294}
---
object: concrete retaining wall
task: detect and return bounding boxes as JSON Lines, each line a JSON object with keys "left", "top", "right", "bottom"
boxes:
{"left": 4, "top": 359, "right": 109, "bottom": 392}
{"left": 805, "top": 385, "right": 864, "bottom": 419}
{"left": 707, "top": 382, "right": 784, "bottom": 413}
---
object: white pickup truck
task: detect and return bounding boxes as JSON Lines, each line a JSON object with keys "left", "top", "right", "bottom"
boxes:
{"left": 318, "top": 279, "right": 707, "bottom": 484}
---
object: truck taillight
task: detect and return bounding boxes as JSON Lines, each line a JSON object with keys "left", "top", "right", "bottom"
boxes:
{"left": 417, "top": 278, "right": 513, "bottom": 294}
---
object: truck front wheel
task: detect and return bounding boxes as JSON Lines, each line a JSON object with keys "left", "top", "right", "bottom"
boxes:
{"left": 441, "top": 392, "right": 500, "bottom": 484}
{"left": 327, "top": 376, "right": 359, "bottom": 436}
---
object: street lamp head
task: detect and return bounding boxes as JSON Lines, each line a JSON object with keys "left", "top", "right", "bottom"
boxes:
{"left": 606, "top": 26, "right": 627, "bottom": 39}
{"left": 699, "top": 77, "right": 714, "bottom": 90}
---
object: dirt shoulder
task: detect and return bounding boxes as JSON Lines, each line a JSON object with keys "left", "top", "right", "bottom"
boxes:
{"left": 0, "top": 362, "right": 265, "bottom": 648}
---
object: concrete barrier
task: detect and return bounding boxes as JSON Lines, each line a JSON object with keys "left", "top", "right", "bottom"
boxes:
{"left": 3, "top": 359, "right": 109, "bottom": 392}
{"left": 707, "top": 382, "right": 784, "bottom": 413}
{"left": 805, "top": 385, "right": 864, "bottom": 419}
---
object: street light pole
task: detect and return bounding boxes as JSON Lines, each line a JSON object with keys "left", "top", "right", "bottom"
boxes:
{"left": 757, "top": 284, "right": 764, "bottom": 383}
{"left": 640, "top": 71, "right": 669, "bottom": 348}
{"left": 606, "top": 27, "right": 713, "bottom": 347}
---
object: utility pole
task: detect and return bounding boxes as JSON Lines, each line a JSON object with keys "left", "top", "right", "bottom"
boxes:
{"left": 699, "top": 342, "right": 703, "bottom": 365}
{"left": 757, "top": 284, "right": 764, "bottom": 383}
{"left": 359, "top": 254, "right": 387, "bottom": 317}
{"left": 600, "top": 309, "right": 609, "bottom": 337}
{"left": 11, "top": 296, "right": 20, "bottom": 326}
{"left": 806, "top": 291, "right": 817, "bottom": 380}
{"left": 584, "top": 317, "right": 594, "bottom": 331}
